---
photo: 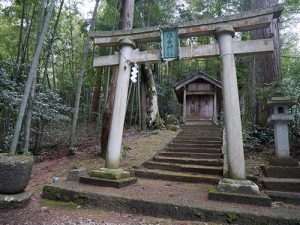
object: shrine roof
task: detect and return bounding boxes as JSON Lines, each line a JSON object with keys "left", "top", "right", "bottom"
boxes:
{"left": 174, "top": 71, "right": 222, "bottom": 104}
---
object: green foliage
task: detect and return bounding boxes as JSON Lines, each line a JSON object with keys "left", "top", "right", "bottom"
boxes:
{"left": 164, "top": 114, "right": 179, "bottom": 126}
{"left": 148, "top": 115, "right": 165, "bottom": 130}
{"left": 243, "top": 124, "right": 274, "bottom": 151}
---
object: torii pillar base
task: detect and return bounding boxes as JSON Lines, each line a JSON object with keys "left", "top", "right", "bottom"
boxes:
{"left": 209, "top": 179, "right": 271, "bottom": 206}
{"left": 79, "top": 168, "right": 137, "bottom": 189}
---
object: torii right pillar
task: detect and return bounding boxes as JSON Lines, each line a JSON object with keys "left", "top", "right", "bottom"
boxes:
{"left": 209, "top": 25, "right": 271, "bottom": 206}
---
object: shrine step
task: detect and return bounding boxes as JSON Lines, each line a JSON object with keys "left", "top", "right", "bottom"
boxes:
{"left": 168, "top": 143, "right": 222, "bottom": 149}
{"left": 266, "top": 190, "right": 300, "bottom": 205}
{"left": 173, "top": 139, "right": 222, "bottom": 144}
{"left": 164, "top": 147, "right": 221, "bottom": 154}
{"left": 143, "top": 161, "right": 223, "bottom": 175}
{"left": 158, "top": 151, "right": 223, "bottom": 159}
{"left": 263, "top": 178, "right": 300, "bottom": 192}
{"left": 175, "top": 134, "right": 222, "bottom": 138}
{"left": 178, "top": 132, "right": 222, "bottom": 136}
{"left": 153, "top": 156, "right": 223, "bottom": 167}
{"left": 261, "top": 166, "right": 300, "bottom": 179}
{"left": 172, "top": 139, "right": 223, "bottom": 144}
{"left": 134, "top": 168, "right": 221, "bottom": 184}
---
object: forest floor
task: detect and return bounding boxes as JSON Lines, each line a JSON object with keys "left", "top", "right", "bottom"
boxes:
{"left": 0, "top": 125, "right": 285, "bottom": 225}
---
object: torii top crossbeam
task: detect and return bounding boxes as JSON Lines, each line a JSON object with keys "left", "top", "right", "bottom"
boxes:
{"left": 89, "top": 4, "right": 283, "bottom": 47}
{"left": 89, "top": 4, "right": 283, "bottom": 68}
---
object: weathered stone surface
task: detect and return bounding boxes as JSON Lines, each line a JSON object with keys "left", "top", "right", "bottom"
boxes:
{"left": 208, "top": 187, "right": 271, "bottom": 206}
{"left": 269, "top": 157, "right": 299, "bottom": 167}
{"left": 217, "top": 178, "right": 259, "bottom": 195}
{"left": 89, "top": 168, "right": 130, "bottom": 180}
{"left": 66, "top": 169, "right": 88, "bottom": 182}
{"left": 41, "top": 183, "right": 300, "bottom": 224}
{"left": 263, "top": 177, "right": 300, "bottom": 192}
{"left": 266, "top": 190, "right": 300, "bottom": 205}
{"left": 261, "top": 165, "right": 300, "bottom": 178}
{"left": 79, "top": 176, "right": 137, "bottom": 188}
{"left": 0, "top": 191, "right": 31, "bottom": 209}
{"left": 0, "top": 154, "right": 33, "bottom": 194}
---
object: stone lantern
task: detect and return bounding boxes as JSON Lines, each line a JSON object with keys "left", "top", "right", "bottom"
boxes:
{"left": 267, "top": 89, "right": 298, "bottom": 166}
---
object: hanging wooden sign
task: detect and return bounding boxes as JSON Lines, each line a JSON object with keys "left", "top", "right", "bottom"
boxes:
{"left": 161, "top": 27, "right": 179, "bottom": 61}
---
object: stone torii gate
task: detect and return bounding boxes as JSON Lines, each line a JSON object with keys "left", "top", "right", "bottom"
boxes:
{"left": 88, "top": 4, "right": 283, "bottom": 200}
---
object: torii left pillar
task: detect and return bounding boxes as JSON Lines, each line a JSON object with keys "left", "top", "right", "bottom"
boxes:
{"left": 83, "top": 38, "right": 138, "bottom": 188}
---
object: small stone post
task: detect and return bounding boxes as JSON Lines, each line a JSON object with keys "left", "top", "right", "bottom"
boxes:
{"left": 215, "top": 25, "right": 246, "bottom": 180}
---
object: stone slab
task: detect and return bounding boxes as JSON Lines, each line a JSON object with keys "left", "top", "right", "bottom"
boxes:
{"left": 269, "top": 157, "right": 299, "bottom": 167}
{"left": 263, "top": 177, "right": 300, "bottom": 192}
{"left": 0, "top": 191, "right": 31, "bottom": 209}
{"left": 261, "top": 165, "right": 300, "bottom": 178}
{"left": 41, "top": 181, "right": 300, "bottom": 225}
{"left": 266, "top": 190, "right": 300, "bottom": 205}
{"left": 217, "top": 178, "right": 259, "bottom": 195}
{"left": 90, "top": 168, "right": 131, "bottom": 181}
{"left": 208, "top": 187, "right": 271, "bottom": 206}
{"left": 79, "top": 176, "right": 137, "bottom": 188}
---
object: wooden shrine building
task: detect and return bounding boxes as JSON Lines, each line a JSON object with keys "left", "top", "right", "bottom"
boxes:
{"left": 175, "top": 72, "right": 222, "bottom": 125}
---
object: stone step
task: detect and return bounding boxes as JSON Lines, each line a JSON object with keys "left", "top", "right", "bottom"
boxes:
{"left": 174, "top": 135, "right": 222, "bottom": 141}
{"left": 153, "top": 156, "right": 223, "bottom": 166}
{"left": 178, "top": 130, "right": 223, "bottom": 136}
{"left": 164, "top": 147, "right": 221, "bottom": 154}
{"left": 158, "top": 151, "right": 223, "bottom": 159}
{"left": 261, "top": 166, "right": 300, "bottom": 179}
{"left": 134, "top": 168, "right": 221, "bottom": 184}
{"left": 143, "top": 161, "right": 223, "bottom": 175}
{"left": 266, "top": 190, "right": 300, "bottom": 205}
{"left": 173, "top": 139, "right": 222, "bottom": 144}
{"left": 263, "top": 177, "right": 300, "bottom": 192}
{"left": 174, "top": 137, "right": 223, "bottom": 143}
{"left": 168, "top": 143, "right": 222, "bottom": 149}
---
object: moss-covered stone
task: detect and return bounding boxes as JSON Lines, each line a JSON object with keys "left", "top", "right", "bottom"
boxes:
{"left": 89, "top": 168, "right": 130, "bottom": 180}
{"left": 208, "top": 187, "right": 272, "bottom": 206}
{"left": 0, "top": 153, "right": 33, "bottom": 194}
{"left": 0, "top": 191, "right": 31, "bottom": 209}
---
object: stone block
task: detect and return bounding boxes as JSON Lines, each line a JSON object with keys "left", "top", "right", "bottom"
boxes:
{"left": 217, "top": 178, "right": 259, "bottom": 195}
{"left": 208, "top": 187, "right": 272, "bottom": 206}
{"left": 0, "top": 191, "right": 31, "bottom": 209}
{"left": 79, "top": 176, "right": 137, "bottom": 188}
{"left": 269, "top": 157, "right": 299, "bottom": 167}
{"left": 261, "top": 165, "right": 300, "bottom": 178}
{"left": 89, "top": 168, "right": 130, "bottom": 180}
{"left": 66, "top": 169, "right": 88, "bottom": 182}
{"left": 0, "top": 154, "right": 33, "bottom": 194}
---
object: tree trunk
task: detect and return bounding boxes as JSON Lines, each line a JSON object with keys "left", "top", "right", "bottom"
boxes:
{"left": 140, "top": 65, "right": 147, "bottom": 130}
{"left": 69, "top": 0, "right": 101, "bottom": 149}
{"left": 100, "top": 0, "right": 135, "bottom": 158}
{"left": 23, "top": 0, "right": 49, "bottom": 152}
{"left": 10, "top": 0, "right": 56, "bottom": 155}
{"left": 140, "top": 63, "right": 160, "bottom": 127}
{"left": 44, "top": 0, "right": 65, "bottom": 90}
{"left": 245, "top": 0, "right": 281, "bottom": 125}
{"left": 90, "top": 68, "right": 103, "bottom": 122}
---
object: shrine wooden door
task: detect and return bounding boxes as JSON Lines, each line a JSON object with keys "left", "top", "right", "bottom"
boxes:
{"left": 186, "top": 95, "right": 214, "bottom": 123}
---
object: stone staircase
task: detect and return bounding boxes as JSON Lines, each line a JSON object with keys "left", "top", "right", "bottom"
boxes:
{"left": 262, "top": 165, "right": 300, "bottom": 204}
{"left": 134, "top": 125, "right": 223, "bottom": 184}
